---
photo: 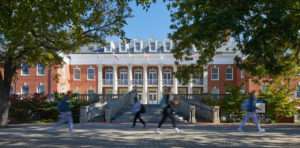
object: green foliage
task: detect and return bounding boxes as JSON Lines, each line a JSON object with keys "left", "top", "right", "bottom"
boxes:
{"left": 9, "top": 92, "right": 88, "bottom": 124}
{"left": 258, "top": 80, "right": 300, "bottom": 122}
{"left": 219, "top": 84, "right": 248, "bottom": 115}
{"left": 167, "top": 0, "right": 300, "bottom": 82}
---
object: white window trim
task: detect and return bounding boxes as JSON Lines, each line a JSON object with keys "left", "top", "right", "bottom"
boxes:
{"left": 36, "top": 64, "right": 45, "bottom": 76}
{"left": 119, "top": 41, "right": 127, "bottom": 53}
{"left": 21, "top": 85, "right": 29, "bottom": 95}
{"left": 134, "top": 41, "right": 143, "bottom": 52}
{"left": 73, "top": 68, "right": 81, "bottom": 81}
{"left": 105, "top": 42, "right": 112, "bottom": 52}
{"left": 120, "top": 69, "right": 128, "bottom": 79}
{"left": 21, "top": 63, "right": 29, "bottom": 76}
{"left": 225, "top": 67, "right": 233, "bottom": 80}
{"left": 211, "top": 67, "right": 219, "bottom": 80}
{"left": 37, "top": 85, "right": 45, "bottom": 93}
{"left": 148, "top": 41, "right": 157, "bottom": 52}
{"left": 241, "top": 69, "right": 245, "bottom": 78}
{"left": 87, "top": 88, "right": 95, "bottom": 94}
{"left": 73, "top": 89, "right": 80, "bottom": 94}
{"left": 163, "top": 40, "right": 172, "bottom": 52}
{"left": 87, "top": 68, "right": 95, "bottom": 81}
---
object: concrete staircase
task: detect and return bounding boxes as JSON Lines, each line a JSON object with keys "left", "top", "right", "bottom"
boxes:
{"left": 112, "top": 105, "right": 187, "bottom": 123}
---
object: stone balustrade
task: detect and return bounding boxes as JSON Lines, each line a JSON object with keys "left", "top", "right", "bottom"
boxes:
{"left": 80, "top": 102, "right": 107, "bottom": 123}
{"left": 173, "top": 97, "right": 196, "bottom": 123}
{"left": 105, "top": 91, "right": 136, "bottom": 122}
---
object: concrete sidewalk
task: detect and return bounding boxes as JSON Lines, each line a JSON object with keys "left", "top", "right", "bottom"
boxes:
{"left": 0, "top": 123, "right": 299, "bottom": 148}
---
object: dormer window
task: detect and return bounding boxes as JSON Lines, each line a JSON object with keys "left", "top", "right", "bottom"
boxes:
{"left": 135, "top": 42, "right": 141, "bottom": 52}
{"left": 105, "top": 42, "right": 111, "bottom": 52}
{"left": 120, "top": 42, "right": 126, "bottom": 52}
{"left": 150, "top": 42, "right": 156, "bottom": 51}
{"left": 165, "top": 42, "right": 171, "bottom": 51}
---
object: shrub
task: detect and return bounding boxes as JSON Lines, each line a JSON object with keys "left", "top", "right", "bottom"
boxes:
{"left": 259, "top": 80, "right": 300, "bottom": 122}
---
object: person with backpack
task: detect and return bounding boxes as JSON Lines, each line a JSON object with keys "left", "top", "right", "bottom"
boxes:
{"left": 238, "top": 90, "right": 265, "bottom": 132}
{"left": 131, "top": 96, "right": 146, "bottom": 128}
{"left": 50, "top": 91, "right": 74, "bottom": 134}
{"left": 156, "top": 87, "right": 180, "bottom": 134}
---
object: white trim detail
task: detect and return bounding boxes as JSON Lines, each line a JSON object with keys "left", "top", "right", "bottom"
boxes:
{"left": 73, "top": 67, "right": 81, "bottom": 81}
{"left": 211, "top": 67, "right": 219, "bottom": 80}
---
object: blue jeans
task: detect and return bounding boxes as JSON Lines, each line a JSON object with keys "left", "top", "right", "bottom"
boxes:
{"left": 53, "top": 112, "right": 73, "bottom": 132}
{"left": 239, "top": 112, "right": 261, "bottom": 129}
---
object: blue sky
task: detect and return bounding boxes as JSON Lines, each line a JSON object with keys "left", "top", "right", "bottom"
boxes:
{"left": 111, "top": 1, "right": 172, "bottom": 41}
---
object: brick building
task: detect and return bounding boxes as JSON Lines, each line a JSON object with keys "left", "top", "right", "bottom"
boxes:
{"left": 9, "top": 37, "right": 300, "bottom": 104}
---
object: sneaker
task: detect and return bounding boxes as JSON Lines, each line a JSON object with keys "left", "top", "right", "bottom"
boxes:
{"left": 175, "top": 128, "right": 180, "bottom": 134}
{"left": 258, "top": 128, "right": 265, "bottom": 133}
{"left": 156, "top": 128, "right": 162, "bottom": 134}
{"left": 237, "top": 128, "right": 244, "bottom": 132}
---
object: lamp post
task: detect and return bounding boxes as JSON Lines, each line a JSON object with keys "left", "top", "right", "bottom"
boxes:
{"left": 134, "top": 85, "right": 137, "bottom": 97}
{"left": 14, "top": 78, "right": 17, "bottom": 94}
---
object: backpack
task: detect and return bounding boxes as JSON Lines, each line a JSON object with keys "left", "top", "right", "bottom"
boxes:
{"left": 140, "top": 104, "right": 146, "bottom": 113}
{"left": 157, "top": 95, "right": 166, "bottom": 108}
{"left": 241, "top": 99, "right": 250, "bottom": 111}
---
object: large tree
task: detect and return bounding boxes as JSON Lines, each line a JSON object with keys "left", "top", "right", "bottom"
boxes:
{"left": 0, "top": 0, "right": 153, "bottom": 127}
{"left": 166, "top": 0, "right": 299, "bottom": 83}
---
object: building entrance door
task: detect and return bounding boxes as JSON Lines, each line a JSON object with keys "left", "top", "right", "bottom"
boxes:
{"left": 148, "top": 90, "right": 157, "bottom": 104}
{"left": 137, "top": 90, "right": 142, "bottom": 102}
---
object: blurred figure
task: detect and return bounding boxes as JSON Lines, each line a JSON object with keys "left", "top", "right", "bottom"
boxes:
{"left": 156, "top": 87, "right": 180, "bottom": 134}
{"left": 132, "top": 97, "right": 146, "bottom": 128}
{"left": 50, "top": 91, "right": 74, "bottom": 134}
{"left": 238, "top": 90, "right": 265, "bottom": 132}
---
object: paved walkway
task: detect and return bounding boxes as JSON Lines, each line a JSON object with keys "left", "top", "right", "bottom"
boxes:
{"left": 0, "top": 123, "right": 299, "bottom": 148}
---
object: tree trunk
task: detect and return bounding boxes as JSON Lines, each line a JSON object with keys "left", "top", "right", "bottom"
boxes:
{"left": 0, "top": 94, "right": 9, "bottom": 127}
{"left": 0, "top": 58, "right": 16, "bottom": 127}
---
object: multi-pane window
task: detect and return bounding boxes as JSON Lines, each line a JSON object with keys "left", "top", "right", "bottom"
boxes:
{"left": 106, "top": 42, "right": 111, "bottom": 52}
{"left": 22, "top": 85, "right": 29, "bottom": 96}
{"left": 62, "top": 64, "right": 66, "bottom": 78}
{"left": 119, "top": 69, "right": 128, "bottom": 85}
{"left": 211, "top": 88, "right": 219, "bottom": 94}
{"left": 21, "top": 63, "right": 29, "bottom": 76}
{"left": 37, "top": 85, "right": 45, "bottom": 93}
{"left": 73, "top": 89, "right": 80, "bottom": 94}
{"left": 211, "top": 68, "right": 219, "bottom": 80}
{"left": 262, "top": 83, "right": 269, "bottom": 91}
{"left": 150, "top": 42, "right": 156, "bottom": 51}
{"left": 120, "top": 42, "right": 126, "bottom": 52}
{"left": 225, "top": 68, "right": 233, "bottom": 80}
{"left": 105, "top": 69, "right": 113, "bottom": 85}
{"left": 87, "top": 68, "right": 95, "bottom": 80}
{"left": 241, "top": 70, "right": 245, "bottom": 78}
{"left": 295, "top": 85, "right": 300, "bottom": 98}
{"left": 165, "top": 42, "right": 171, "bottom": 51}
{"left": 87, "top": 89, "right": 94, "bottom": 94}
{"left": 163, "top": 69, "right": 172, "bottom": 85}
{"left": 73, "top": 68, "right": 81, "bottom": 80}
{"left": 135, "top": 42, "right": 141, "bottom": 52}
{"left": 37, "top": 63, "right": 45, "bottom": 76}
{"left": 134, "top": 69, "right": 143, "bottom": 85}
{"left": 149, "top": 69, "right": 157, "bottom": 85}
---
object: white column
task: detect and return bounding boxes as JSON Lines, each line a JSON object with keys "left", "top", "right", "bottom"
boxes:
{"left": 97, "top": 64, "right": 103, "bottom": 94}
{"left": 203, "top": 66, "right": 208, "bottom": 93}
{"left": 128, "top": 65, "right": 133, "bottom": 92}
{"left": 158, "top": 65, "right": 163, "bottom": 102}
{"left": 188, "top": 76, "right": 193, "bottom": 94}
{"left": 113, "top": 65, "right": 118, "bottom": 94}
{"left": 142, "top": 65, "right": 148, "bottom": 104}
{"left": 173, "top": 65, "right": 178, "bottom": 94}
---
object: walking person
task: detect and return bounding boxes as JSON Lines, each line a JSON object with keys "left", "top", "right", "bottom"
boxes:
{"left": 132, "top": 96, "right": 146, "bottom": 128}
{"left": 238, "top": 90, "right": 265, "bottom": 132}
{"left": 50, "top": 91, "right": 74, "bottom": 134}
{"left": 156, "top": 87, "right": 180, "bottom": 134}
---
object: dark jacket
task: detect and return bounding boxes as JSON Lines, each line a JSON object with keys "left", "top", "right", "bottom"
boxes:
{"left": 57, "top": 96, "right": 71, "bottom": 112}
{"left": 162, "top": 94, "right": 174, "bottom": 114}
{"left": 248, "top": 96, "right": 257, "bottom": 112}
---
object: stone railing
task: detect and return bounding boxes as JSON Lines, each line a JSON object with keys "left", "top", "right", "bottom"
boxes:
{"left": 172, "top": 96, "right": 196, "bottom": 123}
{"left": 105, "top": 91, "right": 136, "bottom": 122}
{"left": 173, "top": 94, "right": 220, "bottom": 123}
{"left": 80, "top": 102, "right": 107, "bottom": 123}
